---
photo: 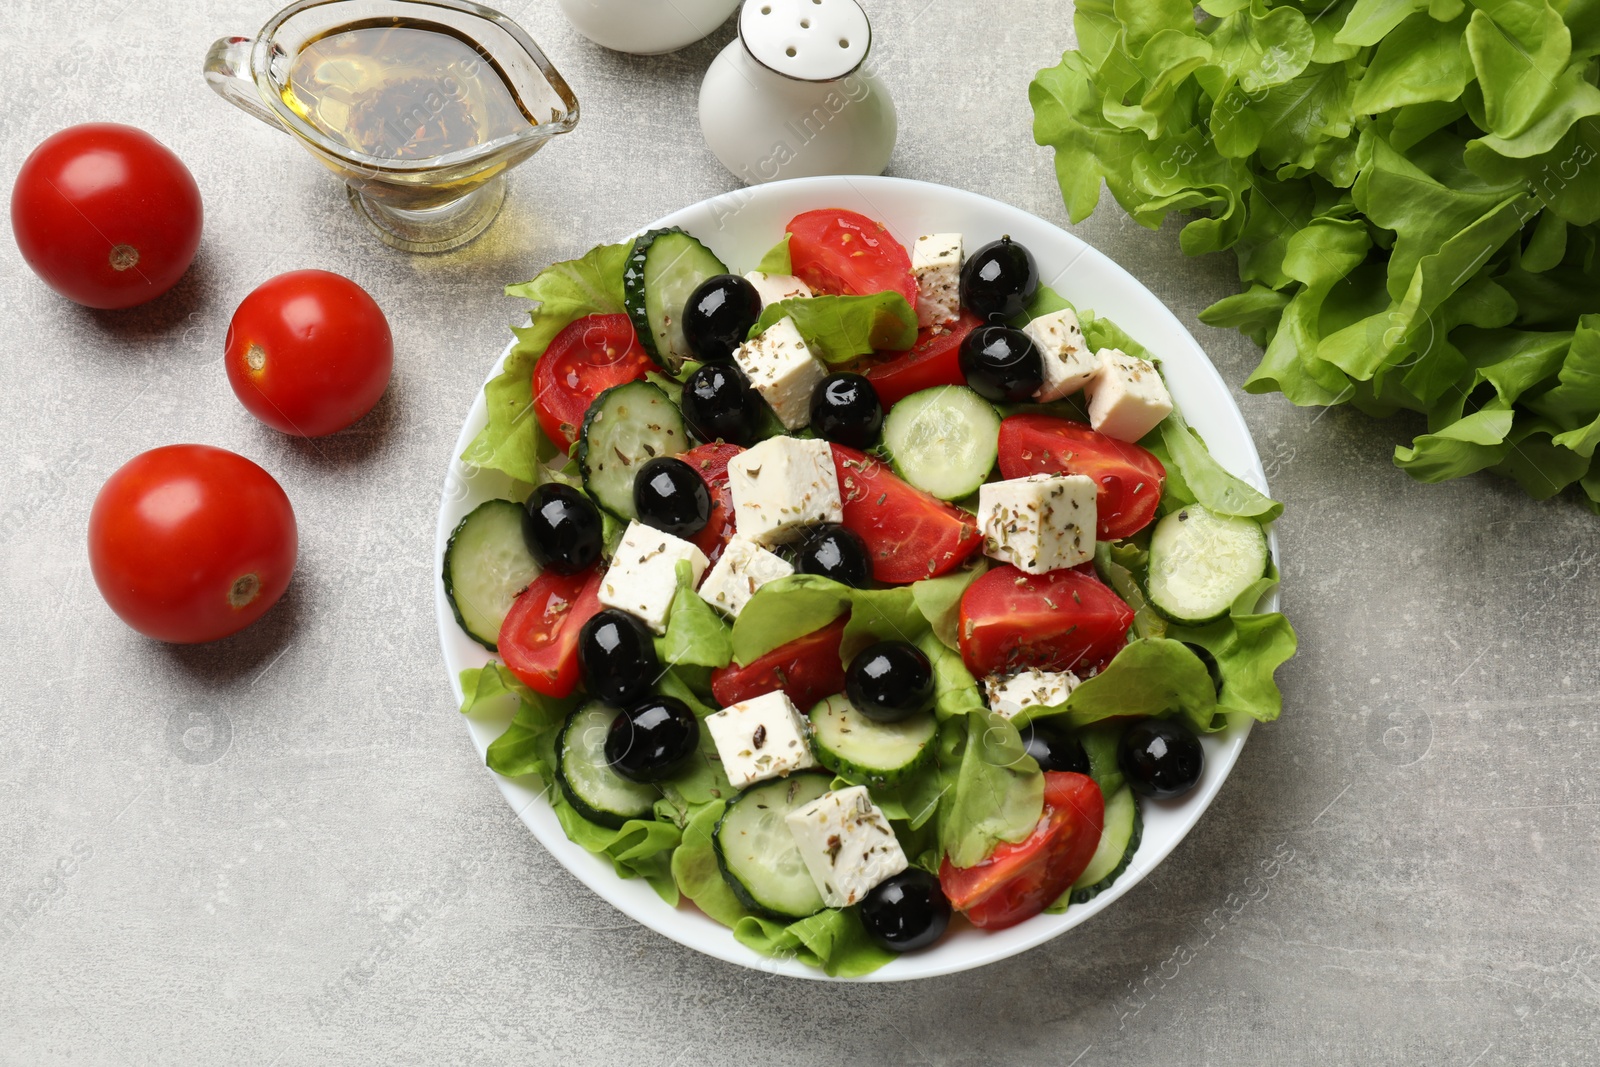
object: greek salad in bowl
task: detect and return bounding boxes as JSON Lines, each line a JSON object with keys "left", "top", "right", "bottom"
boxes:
{"left": 446, "top": 204, "right": 1297, "bottom": 977}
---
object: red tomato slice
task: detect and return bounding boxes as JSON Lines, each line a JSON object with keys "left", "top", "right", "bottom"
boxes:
{"left": 958, "top": 565, "right": 1135, "bottom": 677}
{"left": 831, "top": 444, "right": 982, "bottom": 584}
{"left": 532, "top": 314, "right": 654, "bottom": 451}
{"left": 498, "top": 567, "right": 604, "bottom": 697}
{"left": 940, "top": 772, "right": 1104, "bottom": 930}
{"left": 679, "top": 442, "right": 743, "bottom": 565}
{"left": 997, "top": 414, "right": 1167, "bottom": 540}
{"left": 711, "top": 617, "right": 848, "bottom": 711}
{"left": 788, "top": 209, "right": 916, "bottom": 306}
{"left": 865, "top": 311, "right": 983, "bottom": 408}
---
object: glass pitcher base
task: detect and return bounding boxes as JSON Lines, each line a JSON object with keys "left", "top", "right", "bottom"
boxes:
{"left": 346, "top": 177, "right": 506, "bottom": 254}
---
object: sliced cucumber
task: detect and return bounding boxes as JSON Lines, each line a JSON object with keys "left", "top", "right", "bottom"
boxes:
{"left": 880, "top": 385, "right": 1000, "bottom": 500}
{"left": 808, "top": 694, "right": 937, "bottom": 787}
{"left": 443, "top": 499, "right": 542, "bottom": 651}
{"left": 1069, "top": 785, "right": 1141, "bottom": 905}
{"left": 1146, "top": 504, "right": 1269, "bottom": 624}
{"left": 714, "top": 773, "right": 832, "bottom": 919}
{"left": 556, "top": 703, "right": 660, "bottom": 829}
{"left": 577, "top": 380, "right": 689, "bottom": 520}
{"left": 623, "top": 227, "right": 728, "bottom": 372}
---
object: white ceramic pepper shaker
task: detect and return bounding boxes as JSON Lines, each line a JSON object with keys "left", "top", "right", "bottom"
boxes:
{"left": 698, "top": 0, "right": 897, "bottom": 184}
{"left": 555, "top": 0, "right": 742, "bottom": 55}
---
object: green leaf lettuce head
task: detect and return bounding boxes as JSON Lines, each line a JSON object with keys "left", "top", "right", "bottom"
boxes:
{"left": 1032, "top": 0, "right": 1600, "bottom": 512}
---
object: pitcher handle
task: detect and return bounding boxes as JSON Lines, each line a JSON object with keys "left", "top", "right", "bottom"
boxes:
{"left": 203, "top": 36, "right": 283, "bottom": 130}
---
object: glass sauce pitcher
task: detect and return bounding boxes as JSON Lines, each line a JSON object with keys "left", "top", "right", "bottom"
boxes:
{"left": 205, "top": 0, "right": 578, "bottom": 253}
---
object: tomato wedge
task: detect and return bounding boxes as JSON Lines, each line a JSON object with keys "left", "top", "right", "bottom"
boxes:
{"left": 831, "top": 444, "right": 982, "bottom": 584}
{"left": 710, "top": 617, "right": 848, "bottom": 711}
{"left": 940, "top": 772, "right": 1104, "bottom": 930}
{"left": 997, "top": 414, "right": 1167, "bottom": 539}
{"left": 532, "top": 314, "right": 654, "bottom": 451}
{"left": 787, "top": 209, "right": 916, "bottom": 306}
{"left": 958, "top": 565, "right": 1135, "bottom": 677}
{"left": 498, "top": 566, "right": 604, "bottom": 697}
{"left": 679, "top": 442, "right": 743, "bottom": 565}
{"left": 864, "top": 311, "right": 984, "bottom": 408}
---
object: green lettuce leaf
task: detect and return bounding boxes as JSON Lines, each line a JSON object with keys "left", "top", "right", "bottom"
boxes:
{"left": 749, "top": 293, "right": 918, "bottom": 363}
{"left": 754, "top": 234, "right": 793, "bottom": 275}
{"left": 462, "top": 241, "right": 633, "bottom": 481}
{"left": 654, "top": 560, "right": 733, "bottom": 671}
{"left": 729, "top": 575, "right": 930, "bottom": 667}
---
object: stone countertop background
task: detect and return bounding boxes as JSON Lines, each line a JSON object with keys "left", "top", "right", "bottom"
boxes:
{"left": 1, "top": 2, "right": 1596, "bottom": 1064}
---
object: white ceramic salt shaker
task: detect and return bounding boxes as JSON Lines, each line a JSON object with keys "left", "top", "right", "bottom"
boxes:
{"left": 555, "top": 0, "right": 742, "bottom": 55}
{"left": 698, "top": 0, "right": 897, "bottom": 184}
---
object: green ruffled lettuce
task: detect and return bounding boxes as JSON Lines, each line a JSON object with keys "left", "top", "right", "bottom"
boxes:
{"left": 1031, "top": 0, "right": 1600, "bottom": 512}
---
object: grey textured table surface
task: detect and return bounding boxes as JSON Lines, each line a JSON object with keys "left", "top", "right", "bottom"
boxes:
{"left": 3, "top": 1, "right": 1598, "bottom": 1064}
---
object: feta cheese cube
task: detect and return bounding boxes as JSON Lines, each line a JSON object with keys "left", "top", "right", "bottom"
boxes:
{"left": 733, "top": 317, "right": 828, "bottom": 430}
{"left": 597, "top": 520, "right": 709, "bottom": 634}
{"left": 705, "top": 690, "right": 816, "bottom": 788}
{"left": 977, "top": 473, "right": 1097, "bottom": 574}
{"left": 696, "top": 536, "right": 794, "bottom": 618}
{"left": 984, "top": 669, "right": 1081, "bottom": 719}
{"left": 1084, "top": 348, "right": 1174, "bottom": 442}
{"left": 785, "top": 785, "right": 908, "bottom": 908}
{"left": 1024, "top": 308, "right": 1097, "bottom": 402}
{"left": 727, "top": 436, "right": 843, "bottom": 545}
{"left": 912, "top": 233, "right": 963, "bottom": 328}
{"left": 744, "top": 271, "right": 813, "bottom": 308}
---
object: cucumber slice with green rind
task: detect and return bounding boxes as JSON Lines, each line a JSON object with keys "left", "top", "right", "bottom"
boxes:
{"left": 556, "top": 703, "right": 660, "bottom": 829}
{"left": 577, "top": 380, "right": 689, "bottom": 520}
{"left": 880, "top": 385, "right": 1000, "bottom": 500}
{"left": 807, "top": 694, "right": 937, "bottom": 786}
{"left": 623, "top": 227, "right": 728, "bottom": 372}
{"left": 714, "top": 773, "right": 832, "bottom": 919}
{"left": 443, "top": 499, "right": 542, "bottom": 652}
{"left": 1069, "top": 785, "right": 1140, "bottom": 905}
{"left": 1146, "top": 504, "right": 1270, "bottom": 625}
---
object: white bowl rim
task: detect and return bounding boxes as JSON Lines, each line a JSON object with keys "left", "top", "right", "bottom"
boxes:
{"left": 434, "top": 174, "right": 1278, "bottom": 982}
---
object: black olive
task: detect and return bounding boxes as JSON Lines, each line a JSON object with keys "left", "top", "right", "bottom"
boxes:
{"left": 633, "top": 456, "right": 711, "bottom": 539}
{"left": 1119, "top": 717, "right": 1204, "bottom": 800}
{"left": 682, "top": 274, "right": 762, "bottom": 363}
{"left": 1018, "top": 720, "right": 1089, "bottom": 774}
{"left": 680, "top": 362, "right": 762, "bottom": 445}
{"left": 605, "top": 696, "right": 700, "bottom": 783}
{"left": 958, "top": 324, "right": 1043, "bottom": 403}
{"left": 520, "top": 482, "right": 603, "bottom": 575}
{"left": 578, "top": 609, "right": 659, "bottom": 707}
{"left": 809, "top": 373, "right": 883, "bottom": 448}
{"left": 845, "top": 640, "right": 934, "bottom": 723}
{"left": 960, "top": 236, "right": 1039, "bottom": 321}
{"left": 859, "top": 869, "right": 951, "bottom": 953}
{"left": 794, "top": 523, "right": 871, "bottom": 589}
{"left": 1183, "top": 642, "right": 1224, "bottom": 696}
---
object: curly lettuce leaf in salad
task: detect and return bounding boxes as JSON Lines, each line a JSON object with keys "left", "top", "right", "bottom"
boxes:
{"left": 1031, "top": 0, "right": 1600, "bottom": 512}
{"left": 749, "top": 291, "right": 919, "bottom": 363}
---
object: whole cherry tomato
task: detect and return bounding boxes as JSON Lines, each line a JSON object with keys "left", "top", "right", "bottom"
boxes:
{"left": 11, "top": 123, "right": 202, "bottom": 309}
{"left": 224, "top": 270, "right": 394, "bottom": 437}
{"left": 88, "top": 445, "right": 297, "bottom": 643}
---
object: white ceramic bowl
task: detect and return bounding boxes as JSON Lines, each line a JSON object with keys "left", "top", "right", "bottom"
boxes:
{"left": 435, "top": 176, "right": 1278, "bottom": 981}
{"left": 554, "top": 0, "right": 740, "bottom": 55}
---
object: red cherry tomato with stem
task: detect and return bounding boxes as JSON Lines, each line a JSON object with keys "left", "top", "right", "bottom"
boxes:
{"left": 87, "top": 445, "right": 297, "bottom": 643}
{"left": 11, "top": 123, "right": 202, "bottom": 309}
{"left": 224, "top": 270, "right": 394, "bottom": 437}
{"left": 532, "top": 314, "right": 655, "bottom": 451}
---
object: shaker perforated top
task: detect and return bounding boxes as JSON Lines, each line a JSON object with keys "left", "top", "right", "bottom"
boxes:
{"left": 739, "top": 0, "right": 871, "bottom": 81}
